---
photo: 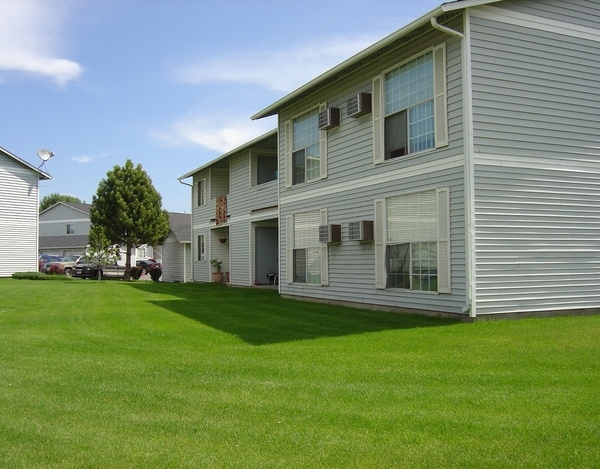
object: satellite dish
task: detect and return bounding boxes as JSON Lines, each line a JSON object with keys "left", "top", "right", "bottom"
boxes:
{"left": 37, "top": 149, "right": 55, "bottom": 162}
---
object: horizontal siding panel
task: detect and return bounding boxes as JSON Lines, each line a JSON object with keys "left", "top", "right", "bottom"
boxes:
{"left": 500, "top": 0, "right": 600, "bottom": 29}
{"left": 474, "top": 158, "right": 600, "bottom": 315}
{"left": 470, "top": 14, "right": 600, "bottom": 161}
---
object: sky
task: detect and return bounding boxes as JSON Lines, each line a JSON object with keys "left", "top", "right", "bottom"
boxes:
{"left": 1, "top": 0, "right": 444, "bottom": 214}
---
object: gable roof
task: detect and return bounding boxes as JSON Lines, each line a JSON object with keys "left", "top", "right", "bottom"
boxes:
{"left": 251, "top": 0, "right": 502, "bottom": 120}
{"left": 40, "top": 201, "right": 92, "bottom": 217}
{"left": 168, "top": 212, "right": 191, "bottom": 243}
{"left": 0, "top": 145, "right": 52, "bottom": 180}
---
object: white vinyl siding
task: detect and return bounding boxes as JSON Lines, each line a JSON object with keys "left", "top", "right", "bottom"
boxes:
{"left": 0, "top": 154, "right": 40, "bottom": 276}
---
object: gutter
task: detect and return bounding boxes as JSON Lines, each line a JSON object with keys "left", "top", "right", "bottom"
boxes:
{"left": 178, "top": 178, "right": 194, "bottom": 282}
{"left": 431, "top": 11, "right": 476, "bottom": 318}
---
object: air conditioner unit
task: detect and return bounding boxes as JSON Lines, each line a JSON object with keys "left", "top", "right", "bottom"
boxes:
{"left": 318, "top": 107, "right": 341, "bottom": 130}
{"left": 319, "top": 224, "right": 342, "bottom": 243}
{"left": 346, "top": 92, "right": 372, "bottom": 118}
{"left": 348, "top": 220, "right": 374, "bottom": 241}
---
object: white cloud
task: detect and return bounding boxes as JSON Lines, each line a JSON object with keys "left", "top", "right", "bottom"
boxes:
{"left": 152, "top": 114, "right": 276, "bottom": 154}
{"left": 172, "top": 34, "right": 381, "bottom": 92}
{"left": 72, "top": 155, "right": 93, "bottom": 163}
{"left": 0, "top": 0, "right": 82, "bottom": 84}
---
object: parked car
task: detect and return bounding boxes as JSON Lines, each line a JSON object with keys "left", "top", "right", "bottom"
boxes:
{"left": 43, "top": 254, "right": 85, "bottom": 277}
{"left": 73, "top": 258, "right": 126, "bottom": 279}
{"left": 38, "top": 254, "right": 62, "bottom": 272}
{"left": 136, "top": 259, "right": 160, "bottom": 274}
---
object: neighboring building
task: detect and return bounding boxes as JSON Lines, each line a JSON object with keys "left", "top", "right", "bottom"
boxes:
{"left": 38, "top": 201, "right": 174, "bottom": 269}
{"left": 0, "top": 146, "right": 52, "bottom": 276}
{"left": 250, "top": 0, "right": 600, "bottom": 319}
{"left": 179, "top": 130, "right": 278, "bottom": 285}
{"left": 161, "top": 212, "right": 192, "bottom": 283}
{"left": 39, "top": 202, "right": 92, "bottom": 256}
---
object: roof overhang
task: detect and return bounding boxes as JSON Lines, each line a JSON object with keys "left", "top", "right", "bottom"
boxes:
{"left": 251, "top": 0, "right": 502, "bottom": 120}
{"left": 0, "top": 145, "right": 52, "bottom": 180}
{"left": 178, "top": 128, "right": 277, "bottom": 181}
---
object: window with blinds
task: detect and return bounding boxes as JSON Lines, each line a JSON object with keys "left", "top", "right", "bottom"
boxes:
{"left": 292, "top": 210, "right": 322, "bottom": 285}
{"left": 376, "top": 188, "right": 450, "bottom": 293}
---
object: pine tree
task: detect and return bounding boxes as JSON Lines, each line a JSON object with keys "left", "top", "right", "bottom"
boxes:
{"left": 90, "top": 160, "right": 170, "bottom": 281}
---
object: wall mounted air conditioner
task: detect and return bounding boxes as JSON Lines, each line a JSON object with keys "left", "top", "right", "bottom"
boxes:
{"left": 319, "top": 224, "right": 342, "bottom": 243}
{"left": 348, "top": 220, "right": 374, "bottom": 241}
{"left": 346, "top": 92, "right": 372, "bottom": 118}
{"left": 318, "top": 107, "right": 341, "bottom": 130}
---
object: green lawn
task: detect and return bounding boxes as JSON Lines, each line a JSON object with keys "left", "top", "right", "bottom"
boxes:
{"left": 0, "top": 279, "right": 598, "bottom": 468}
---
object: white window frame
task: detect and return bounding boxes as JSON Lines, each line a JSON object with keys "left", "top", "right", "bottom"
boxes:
{"left": 196, "top": 178, "right": 206, "bottom": 207}
{"left": 285, "top": 209, "right": 329, "bottom": 286}
{"left": 285, "top": 104, "right": 328, "bottom": 188}
{"left": 197, "top": 234, "right": 205, "bottom": 261}
{"left": 250, "top": 150, "right": 278, "bottom": 187}
{"left": 375, "top": 188, "right": 450, "bottom": 293}
{"left": 373, "top": 44, "right": 447, "bottom": 164}
{"left": 66, "top": 224, "right": 75, "bottom": 235}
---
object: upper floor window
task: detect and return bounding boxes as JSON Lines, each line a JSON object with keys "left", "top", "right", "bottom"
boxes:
{"left": 197, "top": 179, "right": 206, "bottom": 206}
{"left": 373, "top": 44, "right": 448, "bottom": 164}
{"left": 66, "top": 224, "right": 75, "bottom": 234}
{"left": 252, "top": 153, "right": 277, "bottom": 186}
{"left": 385, "top": 52, "right": 434, "bottom": 158}
{"left": 292, "top": 108, "right": 320, "bottom": 185}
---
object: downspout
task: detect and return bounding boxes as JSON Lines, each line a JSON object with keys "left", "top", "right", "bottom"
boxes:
{"left": 179, "top": 178, "right": 194, "bottom": 282}
{"left": 431, "top": 15, "right": 476, "bottom": 319}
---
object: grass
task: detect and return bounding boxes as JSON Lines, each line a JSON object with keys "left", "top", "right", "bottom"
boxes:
{"left": 0, "top": 279, "right": 598, "bottom": 468}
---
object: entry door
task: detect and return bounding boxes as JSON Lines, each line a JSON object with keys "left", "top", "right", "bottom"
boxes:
{"left": 255, "top": 226, "right": 278, "bottom": 285}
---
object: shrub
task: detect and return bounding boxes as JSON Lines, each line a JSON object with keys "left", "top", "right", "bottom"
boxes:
{"left": 149, "top": 265, "right": 162, "bottom": 282}
{"left": 12, "top": 272, "right": 72, "bottom": 281}
{"left": 130, "top": 267, "right": 142, "bottom": 280}
{"left": 46, "top": 264, "right": 65, "bottom": 275}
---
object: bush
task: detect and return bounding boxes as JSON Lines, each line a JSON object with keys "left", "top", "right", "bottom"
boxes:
{"left": 130, "top": 267, "right": 142, "bottom": 280}
{"left": 46, "top": 264, "right": 65, "bottom": 275}
{"left": 12, "top": 272, "right": 72, "bottom": 281}
{"left": 149, "top": 266, "right": 162, "bottom": 282}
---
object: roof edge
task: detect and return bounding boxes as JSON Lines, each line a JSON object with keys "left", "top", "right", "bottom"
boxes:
{"left": 0, "top": 145, "right": 52, "bottom": 180}
{"left": 178, "top": 128, "right": 277, "bottom": 180}
{"left": 251, "top": 0, "right": 503, "bottom": 120}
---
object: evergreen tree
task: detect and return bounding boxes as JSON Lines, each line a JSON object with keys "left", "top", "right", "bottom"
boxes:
{"left": 39, "top": 193, "right": 83, "bottom": 212}
{"left": 90, "top": 160, "right": 170, "bottom": 280}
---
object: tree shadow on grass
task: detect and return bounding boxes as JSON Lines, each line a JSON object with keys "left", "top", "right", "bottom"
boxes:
{"left": 127, "top": 282, "right": 460, "bottom": 345}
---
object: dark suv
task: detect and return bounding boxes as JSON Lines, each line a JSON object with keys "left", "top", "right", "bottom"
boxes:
{"left": 73, "top": 258, "right": 126, "bottom": 279}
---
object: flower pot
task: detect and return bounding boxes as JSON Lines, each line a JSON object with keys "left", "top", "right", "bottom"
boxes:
{"left": 212, "top": 272, "right": 224, "bottom": 283}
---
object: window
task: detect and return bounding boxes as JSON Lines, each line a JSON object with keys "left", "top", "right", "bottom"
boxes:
{"left": 197, "top": 235, "right": 205, "bottom": 261}
{"left": 384, "top": 52, "right": 434, "bottom": 158}
{"left": 373, "top": 44, "right": 447, "bottom": 164}
{"left": 292, "top": 108, "right": 320, "bottom": 185}
{"left": 286, "top": 209, "right": 329, "bottom": 285}
{"left": 375, "top": 189, "right": 450, "bottom": 293}
{"left": 197, "top": 179, "right": 206, "bottom": 206}
{"left": 252, "top": 153, "right": 277, "bottom": 186}
{"left": 66, "top": 224, "right": 75, "bottom": 234}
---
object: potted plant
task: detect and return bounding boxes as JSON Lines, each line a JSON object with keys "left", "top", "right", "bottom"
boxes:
{"left": 210, "top": 258, "right": 223, "bottom": 282}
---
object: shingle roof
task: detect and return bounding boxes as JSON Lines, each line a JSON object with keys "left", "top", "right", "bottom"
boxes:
{"left": 168, "top": 212, "right": 191, "bottom": 243}
{"left": 39, "top": 235, "right": 89, "bottom": 251}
